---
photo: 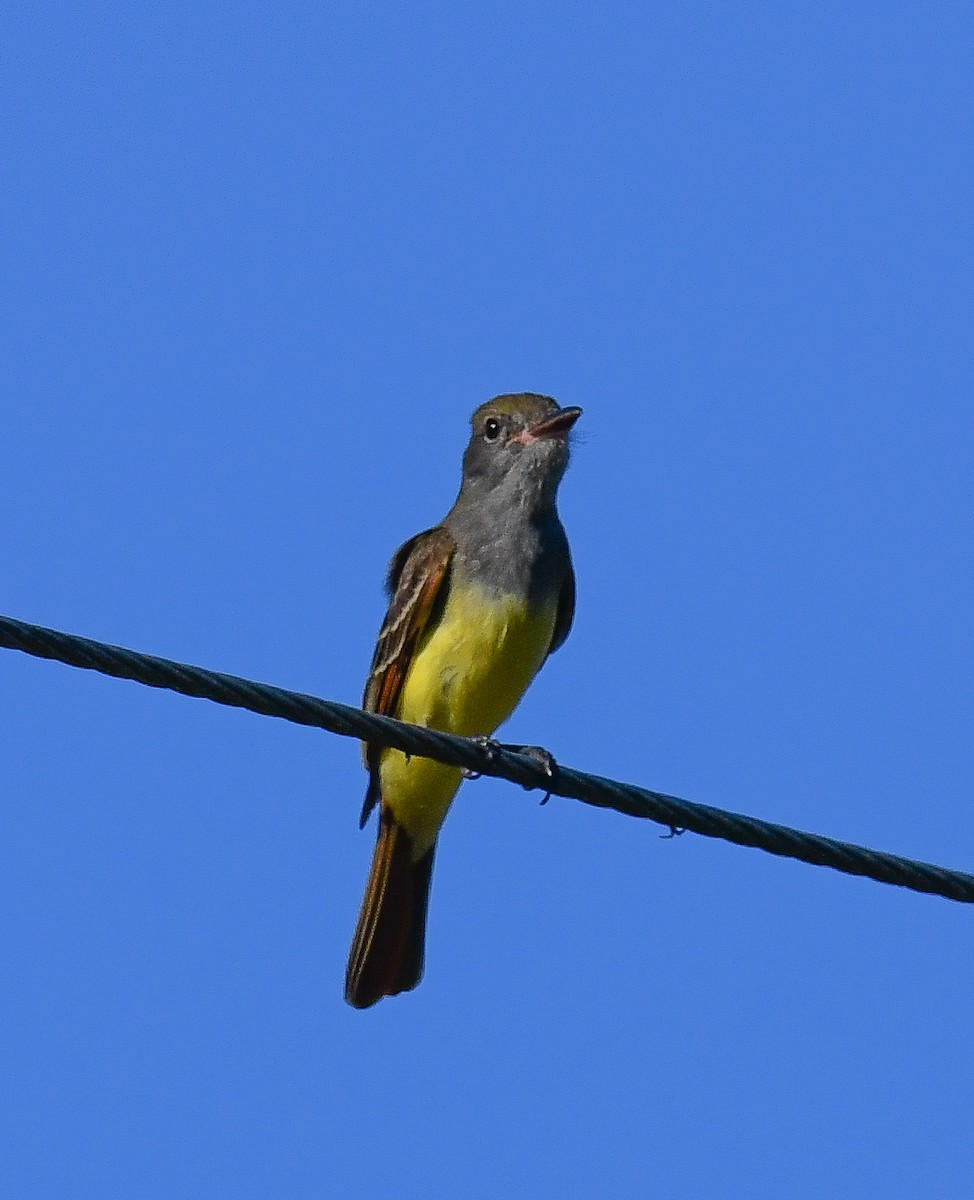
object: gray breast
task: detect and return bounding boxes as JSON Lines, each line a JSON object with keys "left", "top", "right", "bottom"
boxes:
{"left": 450, "top": 504, "right": 569, "bottom": 605}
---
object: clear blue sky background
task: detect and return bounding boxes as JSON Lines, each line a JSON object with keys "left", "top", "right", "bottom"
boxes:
{"left": 2, "top": 3, "right": 972, "bottom": 1196}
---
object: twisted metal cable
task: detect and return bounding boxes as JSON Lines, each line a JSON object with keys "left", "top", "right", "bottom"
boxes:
{"left": 2, "top": 611, "right": 972, "bottom": 904}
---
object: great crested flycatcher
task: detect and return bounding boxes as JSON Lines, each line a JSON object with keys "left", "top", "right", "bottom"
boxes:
{"left": 346, "top": 393, "right": 581, "bottom": 1008}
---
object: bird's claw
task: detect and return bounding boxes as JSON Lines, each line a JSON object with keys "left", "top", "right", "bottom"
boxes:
{"left": 501, "top": 743, "right": 557, "bottom": 803}
{"left": 516, "top": 745, "right": 556, "bottom": 777}
{"left": 461, "top": 739, "right": 558, "bottom": 804}
{"left": 461, "top": 736, "right": 501, "bottom": 781}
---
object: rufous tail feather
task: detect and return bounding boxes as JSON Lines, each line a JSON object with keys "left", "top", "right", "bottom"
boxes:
{"left": 345, "top": 806, "right": 435, "bottom": 1009}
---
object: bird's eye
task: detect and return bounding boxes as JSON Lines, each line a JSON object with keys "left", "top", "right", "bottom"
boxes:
{"left": 484, "top": 417, "right": 501, "bottom": 441}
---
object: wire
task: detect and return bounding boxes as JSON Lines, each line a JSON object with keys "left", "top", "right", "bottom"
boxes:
{"left": 2, "top": 611, "right": 972, "bottom": 904}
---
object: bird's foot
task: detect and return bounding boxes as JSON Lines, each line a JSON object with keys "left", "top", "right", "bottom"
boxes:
{"left": 461, "top": 739, "right": 558, "bottom": 805}
{"left": 461, "top": 736, "right": 501, "bottom": 780}
{"left": 498, "top": 743, "right": 557, "bottom": 804}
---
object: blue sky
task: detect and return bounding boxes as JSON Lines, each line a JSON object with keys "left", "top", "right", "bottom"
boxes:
{"left": 2, "top": 2, "right": 972, "bottom": 1196}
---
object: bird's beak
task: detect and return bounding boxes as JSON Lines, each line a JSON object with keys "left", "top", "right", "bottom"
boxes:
{"left": 512, "top": 406, "right": 583, "bottom": 445}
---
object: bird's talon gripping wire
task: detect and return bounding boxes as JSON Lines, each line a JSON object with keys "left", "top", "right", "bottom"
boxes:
{"left": 461, "top": 736, "right": 501, "bottom": 781}
{"left": 497, "top": 743, "right": 557, "bottom": 802}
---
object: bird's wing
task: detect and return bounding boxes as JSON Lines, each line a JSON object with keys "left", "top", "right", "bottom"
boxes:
{"left": 547, "top": 555, "right": 576, "bottom": 656}
{"left": 359, "top": 525, "right": 456, "bottom": 827}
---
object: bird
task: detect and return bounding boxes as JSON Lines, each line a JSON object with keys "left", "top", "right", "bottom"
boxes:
{"left": 345, "top": 393, "right": 581, "bottom": 1008}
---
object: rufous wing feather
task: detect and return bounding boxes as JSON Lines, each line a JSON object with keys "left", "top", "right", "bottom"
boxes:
{"left": 347, "top": 526, "right": 455, "bottom": 1006}
{"left": 358, "top": 526, "right": 455, "bottom": 827}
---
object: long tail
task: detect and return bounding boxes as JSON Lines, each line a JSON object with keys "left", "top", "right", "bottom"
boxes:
{"left": 345, "top": 805, "right": 436, "bottom": 1009}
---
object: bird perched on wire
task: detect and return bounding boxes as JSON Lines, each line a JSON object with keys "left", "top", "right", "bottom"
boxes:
{"left": 346, "top": 393, "right": 581, "bottom": 1008}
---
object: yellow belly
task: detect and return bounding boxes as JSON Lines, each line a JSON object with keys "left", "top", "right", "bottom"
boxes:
{"left": 380, "top": 580, "right": 558, "bottom": 853}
